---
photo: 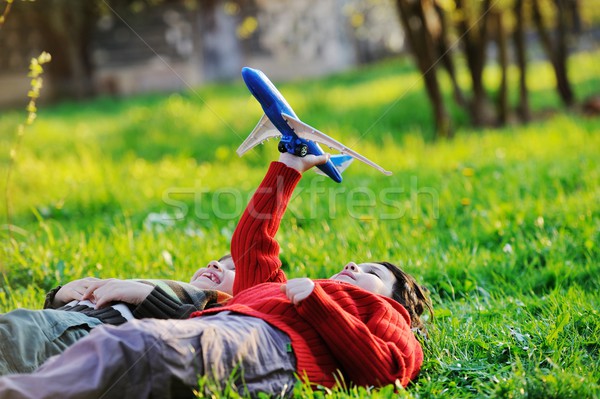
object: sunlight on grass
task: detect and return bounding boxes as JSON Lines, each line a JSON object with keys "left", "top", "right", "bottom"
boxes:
{"left": 1, "top": 49, "right": 599, "bottom": 398}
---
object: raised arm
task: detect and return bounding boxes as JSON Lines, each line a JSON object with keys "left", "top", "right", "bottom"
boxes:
{"left": 231, "top": 153, "right": 328, "bottom": 294}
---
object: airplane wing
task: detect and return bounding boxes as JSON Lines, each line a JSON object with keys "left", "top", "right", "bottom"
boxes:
{"left": 236, "top": 113, "right": 282, "bottom": 156}
{"left": 282, "top": 113, "right": 392, "bottom": 175}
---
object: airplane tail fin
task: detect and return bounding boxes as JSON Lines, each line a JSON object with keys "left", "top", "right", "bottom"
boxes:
{"left": 315, "top": 154, "right": 354, "bottom": 177}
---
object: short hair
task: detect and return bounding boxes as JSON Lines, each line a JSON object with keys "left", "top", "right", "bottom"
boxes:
{"left": 377, "top": 262, "right": 433, "bottom": 338}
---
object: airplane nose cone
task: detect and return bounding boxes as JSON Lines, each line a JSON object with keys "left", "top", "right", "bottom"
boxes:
{"left": 241, "top": 67, "right": 274, "bottom": 108}
{"left": 241, "top": 67, "right": 269, "bottom": 89}
{"left": 241, "top": 67, "right": 260, "bottom": 81}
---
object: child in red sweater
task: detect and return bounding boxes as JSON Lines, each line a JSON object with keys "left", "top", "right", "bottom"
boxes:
{"left": 0, "top": 153, "right": 432, "bottom": 398}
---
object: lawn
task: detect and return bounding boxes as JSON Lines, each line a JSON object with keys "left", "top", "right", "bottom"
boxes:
{"left": 0, "top": 49, "right": 599, "bottom": 398}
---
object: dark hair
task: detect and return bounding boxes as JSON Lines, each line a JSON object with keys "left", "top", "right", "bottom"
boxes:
{"left": 377, "top": 262, "right": 433, "bottom": 338}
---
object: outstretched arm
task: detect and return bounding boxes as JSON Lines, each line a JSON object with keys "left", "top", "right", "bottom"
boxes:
{"left": 231, "top": 153, "right": 328, "bottom": 295}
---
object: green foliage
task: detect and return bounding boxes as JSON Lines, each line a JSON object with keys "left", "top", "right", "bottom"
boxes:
{"left": 0, "top": 50, "right": 599, "bottom": 398}
{"left": 25, "top": 51, "right": 52, "bottom": 124}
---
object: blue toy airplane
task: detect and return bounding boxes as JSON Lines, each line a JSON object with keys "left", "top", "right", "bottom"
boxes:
{"left": 237, "top": 67, "right": 392, "bottom": 183}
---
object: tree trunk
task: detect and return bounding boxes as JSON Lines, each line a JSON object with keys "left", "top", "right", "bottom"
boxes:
{"left": 531, "top": 0, "right": 575, "bottom": 106}
{"left": 433, "top": 2, "right": 466, "bottom": 107}
{"left": 513, "top": 0, "right": 531, "bottom": 122}
{"left": 553, "top": 0, "right": 575, "bottom": 106}
{"left": 495, "top": 11, "right": 508, "bottom": 125}
{"left": 568, "top": 0, "right": 582, "bottom": 34}
{"left": 32, "top": 1, "right": 97, "bottom": 100}
{"left": 395, "top": 0, "right": 451, "bottom": 138}
{"left": 455, "top": 0, "right": 493, "bottom": 126}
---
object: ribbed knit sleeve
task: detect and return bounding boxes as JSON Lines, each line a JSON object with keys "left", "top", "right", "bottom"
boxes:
{"left": 231, "top": 162, "right": 301, "bottom": 294}
{"left": 133, "top": 281, "right": 230, "bottom": 319}
{"left": 43, "top": 286, "right": 63, "bottom": 309}
{"left": 296, "top": 283, "right": 423, "bottom": 387}
{"left": 133, "top": 286, "right": 197, "bottom": 319}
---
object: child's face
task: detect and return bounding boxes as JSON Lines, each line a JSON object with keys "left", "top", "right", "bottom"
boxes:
{"left": 330, "top": 262, "right": 396, "bottom": 298}
{"left": 190, "top": 255, "right": 235, "bottom": 295}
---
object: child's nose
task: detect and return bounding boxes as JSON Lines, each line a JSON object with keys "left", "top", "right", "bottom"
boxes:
{"left": 208, "top": 261, "right": 222, "bottom": 271}
{"left": 344, "top": 262, "right": 358, "bottom": 272}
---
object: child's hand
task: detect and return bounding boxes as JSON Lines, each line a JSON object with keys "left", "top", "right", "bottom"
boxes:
{"left": 281, "top": 278, "right": 315, "bottom": 305}
{"left": 82, "top": 279, "right": 153, "bottom": 308}
{"left": 53, "top": 277, "right": 103, "bottom": 307}
{"left": 279, "top": 152, "right": 330, "bottom": 173}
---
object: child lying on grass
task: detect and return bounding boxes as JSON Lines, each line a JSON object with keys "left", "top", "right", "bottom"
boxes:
{"left": 0, "top": 255, "right": 234, "bottom": 375}
{"left": 0, "top": 152, "right": 432, "bottom": 398}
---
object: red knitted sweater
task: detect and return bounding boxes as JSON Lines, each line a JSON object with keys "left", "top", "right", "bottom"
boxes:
{"left": 191, "top": 162, "right": 423, "bottom": 388}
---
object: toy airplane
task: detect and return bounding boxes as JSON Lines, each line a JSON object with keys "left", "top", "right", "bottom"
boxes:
{"left": 237, "top": 67, "right": 392, "bottom": 183}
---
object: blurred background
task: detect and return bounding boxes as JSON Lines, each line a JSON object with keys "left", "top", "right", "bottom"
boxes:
{"left": 1, "top": 0, "right": 599, "bottom": 136}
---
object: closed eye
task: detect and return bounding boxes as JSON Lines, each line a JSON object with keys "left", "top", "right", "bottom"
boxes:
{"left": 367, "top": 271, "right": 381, "bottom": 279}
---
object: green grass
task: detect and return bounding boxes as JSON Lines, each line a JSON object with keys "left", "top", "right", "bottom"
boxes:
{"left": 1, "top": 49, "right": 599, "bottom": 397}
